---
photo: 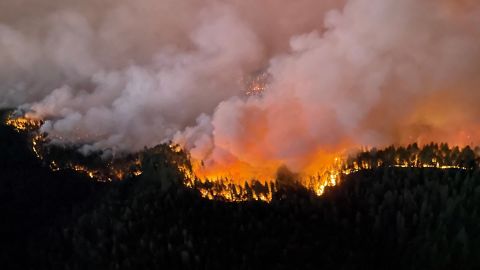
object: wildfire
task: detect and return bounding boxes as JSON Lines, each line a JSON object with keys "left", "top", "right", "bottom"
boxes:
{"left": 6, "top": 114, "right": 42, "bottom": 132}
{"left": 245, "top": 71, "right": 270, "bottom": 96}
{"left": 186, "top": 146, "right": 473, "bottom": 202}
{"left": 5, "top": 113, "right": 142, "bottom": 182}
{"left": 4, "top": 112, "right": 475, "bottom": 203}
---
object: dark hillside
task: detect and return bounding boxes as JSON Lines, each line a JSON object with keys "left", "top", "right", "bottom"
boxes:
{"left": 1, "top": 110, "right": 480, "bottom": 269}
{"left": 0, "top": 110, "right": 107, "bottom": 269}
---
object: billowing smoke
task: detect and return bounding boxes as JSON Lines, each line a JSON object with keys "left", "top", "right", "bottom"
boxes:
{"left": 2, "top": 0, "right": 480, "bottom": 180}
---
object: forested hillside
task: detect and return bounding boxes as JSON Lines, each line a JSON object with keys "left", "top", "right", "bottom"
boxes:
{"left": 1, "top": 110, "right": 480, "bottom": 269}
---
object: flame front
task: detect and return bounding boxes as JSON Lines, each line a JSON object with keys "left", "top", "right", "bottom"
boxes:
{"left": 186, "top": 145, "right": 473, "bottom": 202}
{"left": 4, "top": 113, "right": 475, "bottom": 203}
{"left": 6, "top": 115, "right": 42, "bottom": 132}
{"left": 5, "top": 113, "right": 142, "bottom": 182}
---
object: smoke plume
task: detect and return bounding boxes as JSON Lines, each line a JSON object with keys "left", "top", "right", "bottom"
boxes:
{"left": 2, "top": 0, "right": 480, "bottom": 180}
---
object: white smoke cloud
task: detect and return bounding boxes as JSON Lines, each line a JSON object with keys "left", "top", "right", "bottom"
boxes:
{"left": 176, "top": 0, "right": 480, "bottom": 175}
{"left": 30, "top": 4, "right": 266, "bottom": 153}
{"left": 2, "top": 0, "right": 480, "bottom": 178}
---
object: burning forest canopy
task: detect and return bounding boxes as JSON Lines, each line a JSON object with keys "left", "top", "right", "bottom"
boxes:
{"left": 4, "top": 108, "right": 480, "bottom": 203}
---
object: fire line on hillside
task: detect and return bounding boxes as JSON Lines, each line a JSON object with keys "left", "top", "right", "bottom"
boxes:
{"left": 5, "top": 111, "right": 477, "bottom": 203}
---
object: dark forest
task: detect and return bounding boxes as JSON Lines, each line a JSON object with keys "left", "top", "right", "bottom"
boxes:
{"left": 1, "top": 110, "right": 480, "bottom": 270}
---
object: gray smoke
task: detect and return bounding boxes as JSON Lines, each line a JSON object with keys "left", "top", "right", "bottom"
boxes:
{"left": 1, "top": 0, "right": 480, "bottom": 177}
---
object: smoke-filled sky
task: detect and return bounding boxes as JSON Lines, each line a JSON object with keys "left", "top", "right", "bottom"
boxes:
{"left": 2, "top": 0, "right": 480, "bottom": 179}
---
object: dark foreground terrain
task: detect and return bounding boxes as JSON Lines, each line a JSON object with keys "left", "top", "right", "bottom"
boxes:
{"left": 1, "top": 113, "right": 480, "bottom": 269}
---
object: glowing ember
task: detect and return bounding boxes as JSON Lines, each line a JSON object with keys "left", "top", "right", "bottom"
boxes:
{"left": 245, "top": 71, "right": 270, "bottom": 97}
